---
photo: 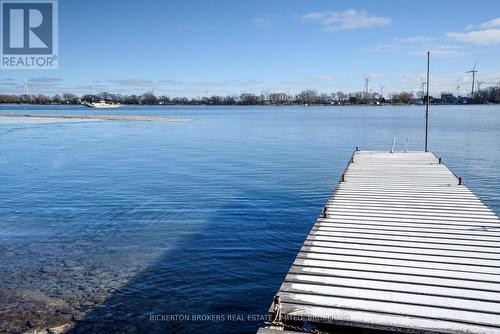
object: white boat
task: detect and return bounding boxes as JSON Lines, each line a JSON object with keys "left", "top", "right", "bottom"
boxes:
{"left": 83, "top": 101, "right": 121, "bottom": 109}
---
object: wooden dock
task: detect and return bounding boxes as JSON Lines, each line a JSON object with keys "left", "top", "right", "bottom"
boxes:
{"left": 259, "top": 150, "right": 500, "bottom": 334}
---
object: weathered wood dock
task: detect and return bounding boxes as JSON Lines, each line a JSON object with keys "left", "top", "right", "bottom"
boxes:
{"left": 259, "top": 150, "right": 500, "bottom": 334}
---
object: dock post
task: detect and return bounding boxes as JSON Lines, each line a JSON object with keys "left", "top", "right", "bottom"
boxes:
{"left": 438, "top": 157, "right": 442, "bottom": 164}
{"left": 321, "top": 206, "right": 328, "bottom": 218}
{"left": 341, "top": 173, "right": 345, "bottom": 182}
{"left": 458, "top": 177, "right": 462, "bottom": 185}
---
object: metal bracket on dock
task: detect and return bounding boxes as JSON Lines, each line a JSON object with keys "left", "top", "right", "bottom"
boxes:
{"left": 265, "top": 295, "right": 284, "bottom": 330}
{"left": 390, "top": 137, "right": 396, "bottom": 153}
{"left": 321, "top": 206, "right": 328, "bottom": 218}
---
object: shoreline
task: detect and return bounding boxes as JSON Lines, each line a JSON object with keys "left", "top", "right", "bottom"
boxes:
{"left": 1, "top": 102, "right": 499, "bottom": 107}
{"left": 0, "top": 113, "right": 179, "bottom": 122}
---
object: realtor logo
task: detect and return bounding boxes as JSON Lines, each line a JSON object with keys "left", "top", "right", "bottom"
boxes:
{"left": 1, "top": 0, "right": 58, "bottom": 69}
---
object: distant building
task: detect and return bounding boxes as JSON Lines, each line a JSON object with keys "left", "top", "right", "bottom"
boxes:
{"left": 441, "top": 93, "right": 456, "bottom": 104}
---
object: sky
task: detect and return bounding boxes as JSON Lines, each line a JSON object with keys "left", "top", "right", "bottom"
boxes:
{"left": 2, "top": 0, "right": 500, "bottom": 97}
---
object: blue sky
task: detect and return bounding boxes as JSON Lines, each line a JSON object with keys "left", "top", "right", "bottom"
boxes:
{"left": 2, "top": 0, "right": 500, "bottom": 97}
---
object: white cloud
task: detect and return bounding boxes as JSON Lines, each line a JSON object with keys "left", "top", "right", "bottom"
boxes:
{"left": 372, "top": 17, "right": 500, "bottom": 57}
{"left": 369, "top": 35, "right": 466, "bottom": 58}
{"left": 479, "top": 18, "right": 500, "bottom": 29}
{"left": 300, "top": 9, "right": 391, "bottom": 31}
{"left": 453, "top": 17, "right": 500, "bottom": 33}
{"left": 446, "top": 18, "right": 500, "bottom": 45}
{"left": 447, "top": 29, "right": 500, "bottom": 45}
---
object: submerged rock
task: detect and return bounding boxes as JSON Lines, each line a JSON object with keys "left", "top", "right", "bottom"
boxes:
{"left": 0, "top": 290, "right": 72, "bottom": 334}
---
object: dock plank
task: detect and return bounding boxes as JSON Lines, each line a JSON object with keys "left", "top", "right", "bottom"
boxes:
{"left": 259, "top": 151, "right": 500, "bottom": 334}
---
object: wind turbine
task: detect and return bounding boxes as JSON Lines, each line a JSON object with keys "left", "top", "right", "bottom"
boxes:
{"left": 476, "top": 80, "right": 484, "bottom": 92}
{"left": 466, "top": 59, "right": 478, "bottom": 98}
{"left": 23, "top": 79, "right": 29, "bottom": 95}
{"left": 363, "top": 73, "right": 371, "bottom": 99}
{"left": 91, "top": 81, "right": 95, "bottom": 95}
{"left": 418, "top": 77, "right": 426, "bottom": 99}
{"left": 380, "top": 85, "right": 385, "bottom": 98}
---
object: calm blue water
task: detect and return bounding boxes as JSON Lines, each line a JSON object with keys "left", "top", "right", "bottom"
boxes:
{"left": 0, "top": 105, "right": 499, "bottom": 333}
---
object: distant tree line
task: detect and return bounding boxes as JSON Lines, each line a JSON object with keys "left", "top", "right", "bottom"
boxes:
{"left": 470, "top": 86, "right": 500, "bottom": 104}
{"left": 1, "top": 86, "right": 499, "bottom": 106}
{"left": 0, "top": 93, "right": 80, "bottom": 105}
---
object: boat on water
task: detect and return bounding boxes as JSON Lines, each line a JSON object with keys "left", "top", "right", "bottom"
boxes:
{"left": 83, "top": 101, "right": 122, "bottom": 109}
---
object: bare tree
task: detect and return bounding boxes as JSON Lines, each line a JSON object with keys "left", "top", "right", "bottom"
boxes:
{"left": 140, "top": 92, "right": 157, "bottom": 105}
{"left": 239, "top": 93, "right": 260, "bottom": 105}
{"left": 268, "top": 92, "right": 290, "bottom": 105}
{"left": 62, "top": 93, "right": 80, "bottom": 104}
{"left": 297, "top": 90, "right": 318, "bottom": 104}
